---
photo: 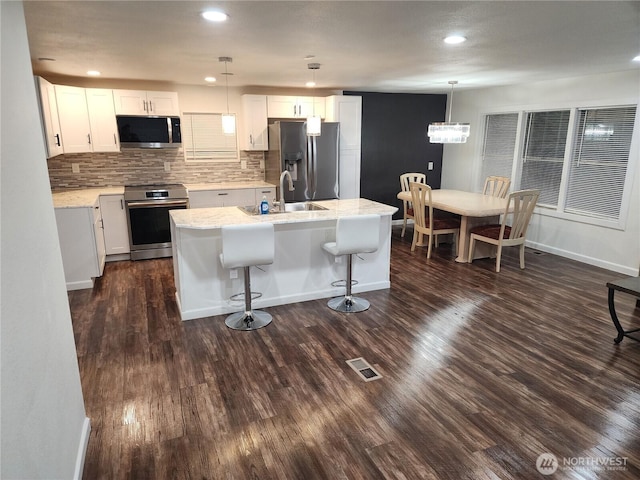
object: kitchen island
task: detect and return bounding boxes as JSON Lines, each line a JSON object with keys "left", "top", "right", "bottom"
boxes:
{"left": 169, "top": 198, "right": 397, "bottom": 321}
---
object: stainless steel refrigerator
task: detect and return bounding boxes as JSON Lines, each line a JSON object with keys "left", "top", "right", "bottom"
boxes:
{"left": 265, "top": 121, "right": 340, "bottom": 201}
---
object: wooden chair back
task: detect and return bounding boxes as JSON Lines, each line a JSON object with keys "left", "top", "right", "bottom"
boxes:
{"left": 483, "top": 176, "right": 511, "bottom": 198}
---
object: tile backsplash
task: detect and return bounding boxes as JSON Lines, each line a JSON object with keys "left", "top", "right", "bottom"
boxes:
{"left": 47, "top": 149, "right": 265, "bottom": 190}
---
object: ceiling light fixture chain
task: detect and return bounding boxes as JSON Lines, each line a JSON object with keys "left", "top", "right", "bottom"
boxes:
{"left": 219, "top": 56, "right": 235, "bottom": 135}
{"left": 306, "top": 63, "right": 322, "bottom": 136}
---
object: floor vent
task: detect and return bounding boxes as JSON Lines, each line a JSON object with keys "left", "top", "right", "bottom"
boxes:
{"left": 346, "top": 357, "right": 382, "bottom": 382}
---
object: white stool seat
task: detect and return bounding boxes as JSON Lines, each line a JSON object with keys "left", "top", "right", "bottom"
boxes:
{"left": 220, "top": 223, "right": 274, "bottom": 330}
{"left": 323, "top": 214, "right": 380, "bottom": 313}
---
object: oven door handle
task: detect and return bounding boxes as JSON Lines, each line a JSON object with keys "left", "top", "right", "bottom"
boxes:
{"left": 126, "top": 200, "right": 188, "bottom": 208}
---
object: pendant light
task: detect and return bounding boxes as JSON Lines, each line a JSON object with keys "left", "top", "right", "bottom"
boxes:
{"left": 306, "top": 63, "right": 321, "bottom": 137}
{"left": 427, "top": 80, "right": 470, "bottom": 144}
{"left": 219, "top": 56, "right": 235, "bottom": 135}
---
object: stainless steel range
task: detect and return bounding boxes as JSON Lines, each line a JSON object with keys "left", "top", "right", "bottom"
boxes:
{"left": 124, "top": 184, "right": 189, "bottom": 260}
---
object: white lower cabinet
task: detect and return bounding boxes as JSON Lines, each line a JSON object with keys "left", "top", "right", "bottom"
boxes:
{"left": 55, "top": 200, "right": 106, "bottom": 290}
{"left": 99, "top": 194, "right": 130, "bottom": 256}
{"left": 255, "top": 187, "right": 276, "bottom": 208}
{"left": 188, "top": 188, "right": 259, "bottom": 208}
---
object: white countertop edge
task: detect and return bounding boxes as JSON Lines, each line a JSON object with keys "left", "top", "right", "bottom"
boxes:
{"left": 170, "top": 199, "right": 398, "bottom": 229}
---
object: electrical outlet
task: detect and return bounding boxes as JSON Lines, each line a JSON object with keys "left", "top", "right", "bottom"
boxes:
{"left": 230, "top": 269, "right": 238, "bottom": 279}
{"left": 72, "top": 163, "right": 80, "bottom": 173}
{"left": 241, "top": 160, "right": 247, "bottom": 169}
{"left": 428, "top": 162, "right": 434, "bottom": 170}
{"left": 164, "top": 162, "right": 171, "bottom": 172}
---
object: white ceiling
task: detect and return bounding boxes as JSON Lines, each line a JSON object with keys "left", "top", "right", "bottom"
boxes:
{"left": 23, "top": 0, "right": 640, "bottom": 93}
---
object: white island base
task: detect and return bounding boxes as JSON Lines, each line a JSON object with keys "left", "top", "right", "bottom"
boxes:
{"left": 169, "top": 199, "right": 397, "bottom": 321}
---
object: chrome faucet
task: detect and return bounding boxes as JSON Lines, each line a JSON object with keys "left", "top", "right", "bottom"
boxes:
{"left": 279, "top": 170, "right": 294, "bottom": 212}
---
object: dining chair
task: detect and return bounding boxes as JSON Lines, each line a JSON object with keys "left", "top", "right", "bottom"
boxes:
{"left": 409, "top": 182, "right": 460, "bottom": 259}
{"left": 400, "top": 172, "right": 426, "bottom": 237}
{"left": 483, "top": 176, "right": 511, "bottom": 198}
{"left": 468, "top": 189, "right": 540, "bottom": 272}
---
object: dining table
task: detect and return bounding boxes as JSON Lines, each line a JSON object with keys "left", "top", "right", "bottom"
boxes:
{"left": 397, "top": 189, "right": 509, "bottom": 262}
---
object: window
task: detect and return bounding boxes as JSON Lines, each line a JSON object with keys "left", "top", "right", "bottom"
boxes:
{"left": 481, "top": 113, "right": 519, "bottom": 181}
{"left": 182, "top": 112, "right": 237, "bottom": 162}
{"left": 565, "top": 106, "right": 637, "bottom": 219}
{"left": 520, "top": 110, "right": 570, "bottom": 207}
{"left": 480, "top": 105, "right": 637, "bottom": 225}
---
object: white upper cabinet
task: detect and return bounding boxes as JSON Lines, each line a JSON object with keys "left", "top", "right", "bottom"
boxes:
{"left": 86, "top": 88, "right": 119, "bottom": 152}
{"left": 241, "top": 94, "right": 268, "bottom": 151}
{"left": 112, "top": 89, "right": 180, "bottom": 116}
{"left": 54, "top": 85, "right": 93, "bottom": 154}
{"left": 267, "top": 95, "right": 326, "bottom": 119}
{"left": 54, "top": 85, "right": 119, "bottom": 154}
{"left": 34, "top": 76, "right": 64, "bottom": 158}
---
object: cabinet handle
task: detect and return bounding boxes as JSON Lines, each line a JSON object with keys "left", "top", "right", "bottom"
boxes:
{"left": 261, "top": 190, "right": 270, "bottom": 194}
{"left": 120, "top": 199, "right": 124, "bottom": 210}
{"left": 87, "top": 134, "right": 91, "bottom": 144}
{"left": 113, "top": 133, "right": 117, "bottom": 144}
{"left": 54, "top": 133, "right": 61, "bottom": 146}
{"left": 218, "top": 192, "right": 228, "bottom": 196}
{"left": 249, "top": 134, "right": 253, "bottom": 145}
{"left": 143, "top": 100, "right": 147, "bottom": 112}
{"left": 149, "top": 101, "right": 153, "bottom": 113}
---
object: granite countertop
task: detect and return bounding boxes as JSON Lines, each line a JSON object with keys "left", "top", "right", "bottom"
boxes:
{"left": 170, "top": 198, "right": 398, "bottom": 229}
{"left": 52, "top": 182, "right": 277, "bottom": 208}
{"left": 52, "top": 187, "right": 125, "bottom": 208}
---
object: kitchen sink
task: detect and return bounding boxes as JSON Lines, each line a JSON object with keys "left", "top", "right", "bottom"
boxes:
{"left": 238, "top": 202, "right": 328, "bottom": 216}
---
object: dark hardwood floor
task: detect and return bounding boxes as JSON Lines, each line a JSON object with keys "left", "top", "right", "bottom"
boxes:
{"left": 70, "top": 226, "right": 640, "bottom": 479}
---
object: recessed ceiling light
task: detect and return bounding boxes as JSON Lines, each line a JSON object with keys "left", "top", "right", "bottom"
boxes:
{"left": 205, "top": 76, "right": 217, "bottom": 83}
{"left": 305, "top": 81, "right": 316, "bottom": 88}
{"left": 444, "top": 35, "right": 467, "bottom": 45}
{"left": 202, "top": 10, "right": 228, "bottom": 22}
{"left": 87, "top": 70, "right": 101, "bottom": 76}
{"left": 304, "top": 55, "right": 316, "bottom": 60}
{"left": 633, "top": 55, "right": 640, "bottom": 62}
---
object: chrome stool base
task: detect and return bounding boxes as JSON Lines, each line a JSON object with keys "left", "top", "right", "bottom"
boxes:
{"left": 224, "top": 310, "right": 272, "bottom": 330}
{"left": 327, "top": 295, "right": 370, "bottom": 313}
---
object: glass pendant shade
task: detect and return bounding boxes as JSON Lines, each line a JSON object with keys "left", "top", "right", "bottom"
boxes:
{"left": 428, "top": 80, "right": 470, "bottom": 144}
{"left": 222, "top": 114, "right": 236, "bottom": 134}
{"left": 427, "top": 122, "right": 470, "bottom": 143}
{"left": 306, "top": 115, "right": 321, "bottom": 136}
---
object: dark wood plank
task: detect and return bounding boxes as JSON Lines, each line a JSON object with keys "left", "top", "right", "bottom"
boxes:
{"left": 69, "top": 226, "right": 640, "bottom": 479}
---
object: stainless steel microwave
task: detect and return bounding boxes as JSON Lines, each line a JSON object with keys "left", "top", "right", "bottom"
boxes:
{"left": 116, "top": 115, "right": 181, "bottom": 148}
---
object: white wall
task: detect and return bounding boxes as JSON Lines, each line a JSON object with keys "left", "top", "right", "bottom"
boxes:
{"left": 441, "top": 70, "right": 640, "bottom": 275}
{"left": 1, "top": 2, "right": 90, "bottom": 479}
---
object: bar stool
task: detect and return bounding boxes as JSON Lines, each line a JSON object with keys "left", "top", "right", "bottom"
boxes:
{"left": 323, "top": 214, "right": 381, "bottom": 313}
{"left": 219, "top": 222, "right": 275, "bottom": 330}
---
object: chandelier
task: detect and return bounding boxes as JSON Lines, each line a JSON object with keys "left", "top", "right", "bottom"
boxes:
{"left": 427, "top": 80, "right": 470, "bottom": 144}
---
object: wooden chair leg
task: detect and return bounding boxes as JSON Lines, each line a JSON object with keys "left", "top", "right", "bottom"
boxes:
{"left": 468, "top": 236, "right": 476, "bottom": 264}
{"left": 401, "top": 216, "right": 407, "bottom": 237}
{"left": 519, "top": 244, "right": 526, "bottom": 269}
{"left": 427, "top": 234, "right": 433, "bottom": 259}
{"left": 411, "top": 230, "right": 418, "bottom": 251}
{"left": 495, "top": 245, "right": 503, "bottom": 272}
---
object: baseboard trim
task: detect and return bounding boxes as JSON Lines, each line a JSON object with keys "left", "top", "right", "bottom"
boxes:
{"left": 526, "top": 240, "right": 639, "bottom": 276}
{"left": 73, "top": 417, "right": 91, "bottom": 480}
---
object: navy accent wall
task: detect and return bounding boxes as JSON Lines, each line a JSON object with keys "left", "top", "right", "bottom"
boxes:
{"left": 344, "top": 91, "right": 446, "bottom": 219}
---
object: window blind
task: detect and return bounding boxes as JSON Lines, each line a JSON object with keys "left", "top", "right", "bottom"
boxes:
{"left": 480, "top": 113, "right": 519, "bottom": 189}
{"left": 520, "top": 110, "right": 570, "bottom": 207}
{"left": 565, "top": 106, "right": 637, "bottom": 220}
{"left": 182, "top": 113, "right": 237, "bottom": 161}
